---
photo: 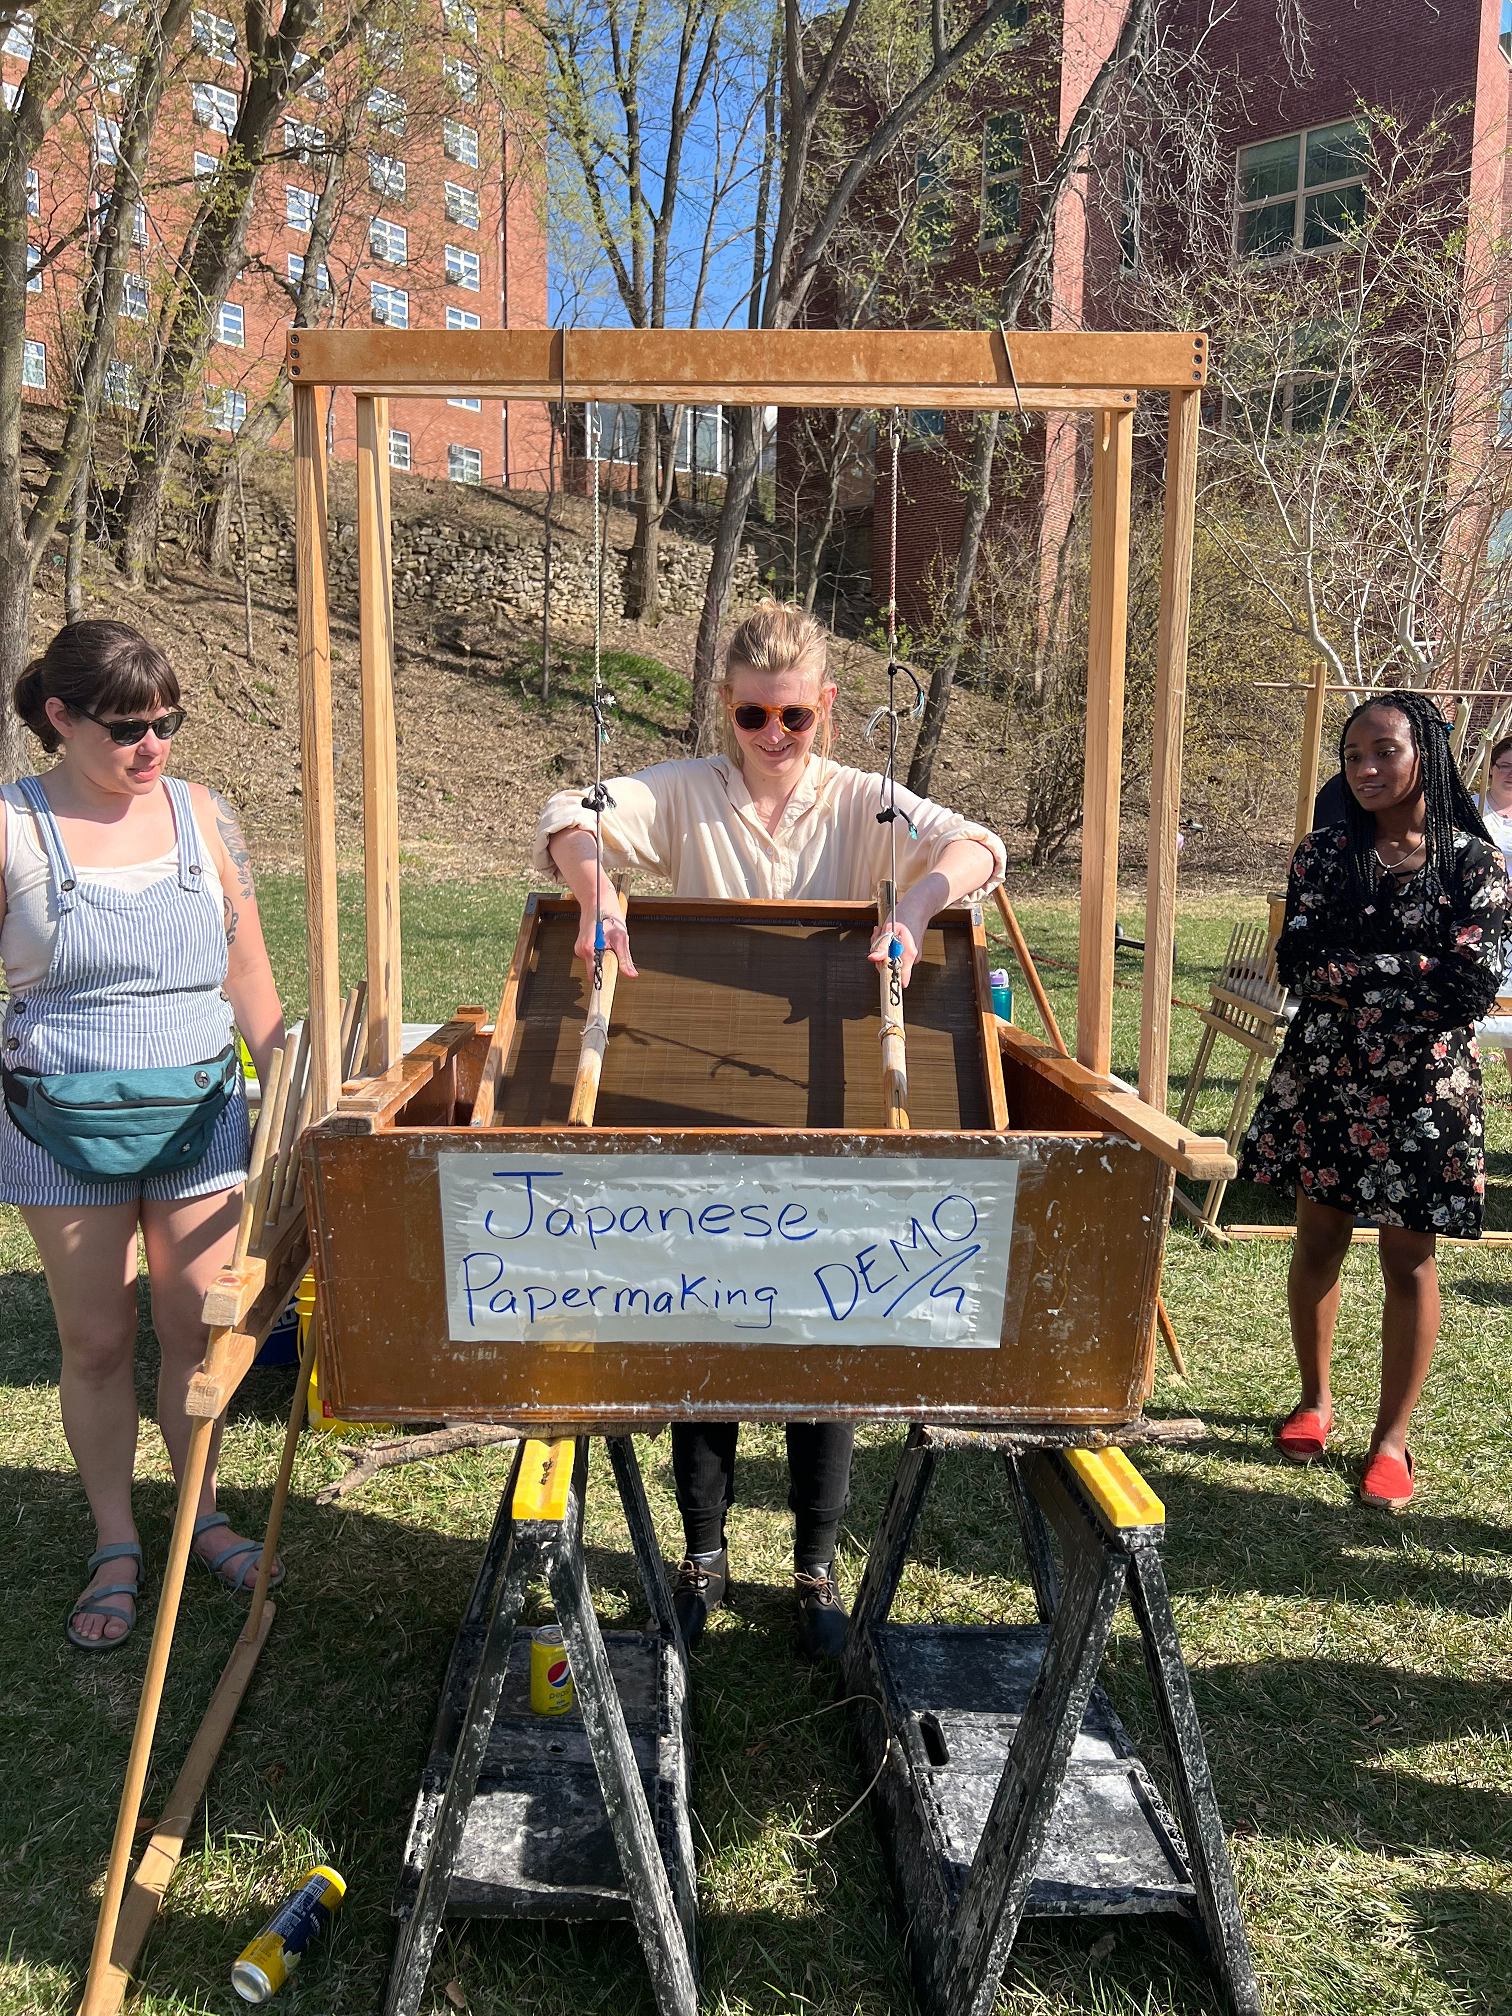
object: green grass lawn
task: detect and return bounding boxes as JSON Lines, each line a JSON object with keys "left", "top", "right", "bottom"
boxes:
{"left": 2, "top": 880, "right": 1510, "bottom": 2015}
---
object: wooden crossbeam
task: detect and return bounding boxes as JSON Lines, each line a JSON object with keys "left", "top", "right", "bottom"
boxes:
{"left": 286, "top": 327, "right": 1207, "bottom": 403}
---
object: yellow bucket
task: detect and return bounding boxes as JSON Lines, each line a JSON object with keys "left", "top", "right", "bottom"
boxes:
{"left": 298, "top": 1272, "right": 390, "bottom": 1436}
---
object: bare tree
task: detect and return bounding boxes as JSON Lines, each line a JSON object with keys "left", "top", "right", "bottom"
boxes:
{"left": 686, "top": 0, "right": 1068, "bottom": 750}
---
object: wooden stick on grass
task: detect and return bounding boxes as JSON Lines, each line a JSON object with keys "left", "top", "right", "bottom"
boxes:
{"left": 994, "top": 887, "right": 1069, "bottom": 1059}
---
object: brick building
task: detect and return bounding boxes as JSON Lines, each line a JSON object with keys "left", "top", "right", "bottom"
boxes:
{"left": 793, "top": 0, "right": 1512, "bottom": 624}
{"left": 10, "top": 2, "right": 549, "bottom": 493}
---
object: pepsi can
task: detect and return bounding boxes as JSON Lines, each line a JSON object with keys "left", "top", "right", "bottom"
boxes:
{"left": 530, "top": 1625, "right": 573, "bottom": 1714}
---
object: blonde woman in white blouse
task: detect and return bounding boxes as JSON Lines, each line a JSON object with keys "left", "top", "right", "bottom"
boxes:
{"left": 538, "top": 600, "right": 1005, "bottom": 1661}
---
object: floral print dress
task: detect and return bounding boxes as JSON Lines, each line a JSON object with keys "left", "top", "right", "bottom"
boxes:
{"left": 1239, "top": 825, "right": 1509, "bottom": 1237}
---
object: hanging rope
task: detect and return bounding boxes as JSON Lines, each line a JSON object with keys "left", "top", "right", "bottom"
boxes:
{"left": 579, "top": 395, "right": 614, "bottom": 993}
{"left": 868, "top": 408, "right": 923, "bottom": 1006}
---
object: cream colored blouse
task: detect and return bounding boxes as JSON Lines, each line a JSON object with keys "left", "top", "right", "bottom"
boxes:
{"left": 533, "top": 754, "right": 1006, "bottom": 904}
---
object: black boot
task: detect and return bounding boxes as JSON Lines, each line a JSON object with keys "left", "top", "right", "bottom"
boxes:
{"left": 794, "top": 1563, "right": 847, "bottom": 1662}
{"left": 672, "top": 1547, "right": 728, "bottom": 1650}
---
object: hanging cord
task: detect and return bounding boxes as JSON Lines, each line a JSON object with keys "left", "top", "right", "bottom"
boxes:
{"left": 579, "top": 396, "right": 615, "bottom": 992}
{"left": 867, "top": 407, "right": 923, "bottom": 1006}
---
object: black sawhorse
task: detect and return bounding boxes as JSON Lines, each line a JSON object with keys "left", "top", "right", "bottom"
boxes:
{"left": 843, "top": 1426, "right": 1261, "bottom": 2016}
{"left": 384, "top": 1435, "right": 698, "bottom": 2016}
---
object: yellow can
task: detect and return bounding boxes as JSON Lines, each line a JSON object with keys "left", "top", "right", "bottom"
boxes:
{"left": 530, "top": 1625, "right": 573, "bottom": 1715}
{"left": 231, "top": 1865, "right": 345, "bottom": 2004}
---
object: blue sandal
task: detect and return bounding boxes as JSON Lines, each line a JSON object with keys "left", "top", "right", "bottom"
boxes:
{"left": 66, "top": 1541, "right": 143, "bottom": 1651}
{"left": 191, "top": 1512, "right": 284, "bottom": 1594}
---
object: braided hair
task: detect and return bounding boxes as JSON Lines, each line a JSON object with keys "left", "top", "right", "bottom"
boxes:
{"left": 1338, "top": 689, "right": 1490, "bottom": 908}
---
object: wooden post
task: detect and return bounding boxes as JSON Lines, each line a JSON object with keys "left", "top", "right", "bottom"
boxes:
{"left": 1294, "top": 659, "right": 1329, "bottom": 845}
{"left": 1078, "top": 405, "right": 1133, "bottom": 1075}
{"left": 80, "top": 1416, "right": 215, "bottom": 2016}
{"left": 294, "top": 384, "right": 341, "bottom": 1120}
{"left": 357, "top": 394, "right": 402, "bottom": 1077}
{"left": 1139, "top": 389, "right": 1200, "bottom": 1112}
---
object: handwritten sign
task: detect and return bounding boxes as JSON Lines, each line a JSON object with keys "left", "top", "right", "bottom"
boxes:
{"left": 437, "top": 1152, "right": 1016, "bottom": 1349}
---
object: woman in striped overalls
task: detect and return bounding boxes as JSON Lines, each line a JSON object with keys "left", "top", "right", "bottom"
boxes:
{"left": 3, "top": 623, "right": 286, "bottom": 1647}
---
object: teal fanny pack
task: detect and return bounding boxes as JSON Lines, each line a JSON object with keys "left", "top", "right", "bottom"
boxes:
{"left": 3, "top": 1045, "right": 238, "bottom": 1181}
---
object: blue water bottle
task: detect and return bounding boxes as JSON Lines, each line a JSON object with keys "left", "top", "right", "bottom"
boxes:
{"left": 989, "top": 968, "right": 1013, "bottom": 1021}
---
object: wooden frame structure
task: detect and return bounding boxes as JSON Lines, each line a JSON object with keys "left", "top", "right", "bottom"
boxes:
{"left": 82, "top": 326, "right": 1235, "bottom": 2013}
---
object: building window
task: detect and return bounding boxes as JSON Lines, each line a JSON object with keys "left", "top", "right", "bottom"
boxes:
{"left": 217, "top": 301, "right": 243, "bottom": 345}
{"left": 442, "top": 0, "right": 478, "bottom": 33}
{"left": 191, "top": 9, "right": 236, "bottom": 61}
{"left": 1, "top": 82, "right": 17, "bottom": 110}
{"left": 131, "top": 198, "right": 148, "bottom": 247}
{"left": 389, "top": 428, "right": 411, "bottom": 470}
{"left": 369, "top": 151, "right": 406, "bottom": 196}
{"left": 371, "top": 280, "right": 409, "bottom": 326}
{"left": 286, "top": 184, "right": 316, "bottom": 231}
{"left": 22, "top": 339, "right": 44, "bottom": 390}
{"left": 205, "top": 384, "right": 247, "bottom": 433}
{"left": 366, "top": 23, "right": 403, "bottom": 66}
{"left": 1237, "top": 119, "right": 1368, "bottom": 260}
{"left": 370, "top": 216, "right": 407, "bottom": 265}
{"left": 193, "top": 80, "right": 237, "bottom": 134}
{"left": 298, "top": 61, "right": 326, "bottom": 99}
{"left": 92, "top": 42, "right": 131, "bottom": 90}
{"left": 26, "top": 243, "right": 40, "bottom": 292}
{"left": 448, "top": 443, "right": 482, "bottom": 485}
{"left": 284, "top": 118, "right": 324, "bottom": 161}
{"left": 288, "top": 251, "right": 331, "bottom": 295}
{"left": 446, "top": 243, "right": 480, "bottom": 290}
{"left": 94, "top": 114, "right": 121, "bottom": 164}
{"left": 981, "top": 112, "right": 1022, "bottom": 243}
{"left": 444, "top": 53, "right": 477, "bottom": 101}
{"left": 25, "top": 167, "right": 38, "bottom": 217}
{"left": 104, "top": 360, "right": 138, "bottom": 408}
{"left": 1230, "top": 322, "right": 1353, "bottom": 440}
{"left": 367, "top": 86, "right": 406, "bottom": 134}
{"left": 915, "top": 148, "right": 950, "bottom": 260}
{"left": 194, "top": 150, "right": 218, "bottom": 180}
{"left": 446, "top": 305, "right": 481, "bottom": 331}
{"left": 449, "top": 398, "right": 481, "bottom": 410}
{"left": 1119, "top": 149, "right": 1142, "bottom": 273}
{"left": 121, "top": 273, "right": 148, "bottom": 318}
{"left": 444, "top": 180, "right": 479, "bottom": 229}
{"left": 907, "top": 409, "right": 945, "bottom": 442}
{"left": 443, "top": 118, "right": 478, "bottom": 167}
{"left": 3, "top": 11, "right": 32, "bottom": 57}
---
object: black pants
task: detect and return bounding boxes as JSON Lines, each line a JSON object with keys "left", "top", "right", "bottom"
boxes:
{"left": 671, "top": 1421, "right": 856, "bottom": 1567}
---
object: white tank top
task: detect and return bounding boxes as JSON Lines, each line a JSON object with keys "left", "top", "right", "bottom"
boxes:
{"left": 0, "top": 781, "right": 226, "bottom": 995}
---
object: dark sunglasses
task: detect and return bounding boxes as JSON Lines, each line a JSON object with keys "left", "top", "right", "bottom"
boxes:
{"left": 74, "top": 706, "right": 188, "bottom": 745}
{"left": 728, "top": 702, "right": 818, "bottom": 734}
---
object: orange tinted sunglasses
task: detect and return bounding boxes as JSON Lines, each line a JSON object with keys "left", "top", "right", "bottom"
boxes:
{"left": 726, "top": 701, "right": 819, "bottom": 733}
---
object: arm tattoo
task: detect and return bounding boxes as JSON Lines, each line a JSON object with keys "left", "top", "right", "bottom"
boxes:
{"left": 210, "top": 789, "right": 256, "bottom": 904}
{"left": 223, "top": 893, "right": 239, "bottom": 948}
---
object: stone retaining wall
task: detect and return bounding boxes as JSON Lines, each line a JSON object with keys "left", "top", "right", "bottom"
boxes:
{"left": 222, "top": 492, "right": 762, "bottom": 619}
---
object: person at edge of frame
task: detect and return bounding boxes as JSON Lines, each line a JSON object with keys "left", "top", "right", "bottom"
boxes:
{"left": 536, "top": 599, "right": 1006, "bottom": 1661}
{"left": 1, "top": 623, "right": 286, "bottom": 1649}
{"left": 1238, "top": 689, "right": 1509, "bottom": 1511}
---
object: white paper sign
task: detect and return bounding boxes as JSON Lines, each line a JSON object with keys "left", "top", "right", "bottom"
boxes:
{"left": 437, "top": 1152, "right": 1016, "bottom": 1349}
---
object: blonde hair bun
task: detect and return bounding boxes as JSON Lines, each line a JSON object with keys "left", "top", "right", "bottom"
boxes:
{"left": 723, "top": 600, "right": 829, "bottom": 683}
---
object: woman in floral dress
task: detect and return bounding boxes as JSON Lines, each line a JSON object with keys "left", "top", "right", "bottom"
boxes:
{"left": 1239, "top": 692, "right": 1508, "bottom": 1509}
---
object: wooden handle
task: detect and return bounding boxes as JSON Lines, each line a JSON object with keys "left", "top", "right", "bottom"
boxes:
{"left": 994, "top": 886, "right": 1069, "bottom": 1059}
{"left": 249, "top": 1043, "right": 297, "bottom": 1254}
{"left": 568, "top": 947, "right": 620, "bottom": 1127}
{"left": 877, "top": 887, "right": 909, "bottom": 1130}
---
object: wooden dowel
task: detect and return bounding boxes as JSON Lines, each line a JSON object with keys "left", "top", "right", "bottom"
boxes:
{"left": 1156, "top": 1295, "right": 1187, "bottom": 1378}
{"left": 877, "top": 884, "right": 909, "bottom": 1130}
{"left": 338, "top": 984, "right": 363, "bottom": 1082}
{"left": 80, "top": 1414, "right": 216, "bottom": 2016}
{"left": 568, "top": 949, "right": 620, "bottom": 1127}
{"left": 249, "top": 1046, "right": 295, "bottom": 1254}
{"left": 263, "top": 1020, "right": 310, "bottom": 1229}
{"left": 246, "top": 1302, "right": 319, "bottom": 1637}
{"left": 233, "top": 1046, "right": 284, "bottom": 1267}
{"left": 96, "top": 1601, "right": 277, "bottom": 2013}
{"left": 993, "top": 887, "right": 1069, "bottom": 1059}
{"left": 274, "top": 1079, "right": 314, "bottom": 1220}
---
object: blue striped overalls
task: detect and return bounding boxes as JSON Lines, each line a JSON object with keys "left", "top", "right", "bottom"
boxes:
{"left": 0, "top": 775, "right": 250, "bottom": 1207}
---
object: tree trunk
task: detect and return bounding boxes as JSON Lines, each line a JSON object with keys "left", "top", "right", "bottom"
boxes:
{"left": 206, "top": 476, "right": 235, "bottom": 576}
{"left": 65, "top": 452, "right": 89, "bottom": 625}
{"left": 0, "top": 522, "right": 32, "bottom": 779}
{"left": 689, "top": 405, "right": 760, "bottom": 750}
{"left": 801, "top": 415, "right": 847, "bottom": 614}
{"left": 907, "top": 412, "right": 999, "bottom": 796}
{"left": 624, "top": 404, "right": 663, "bottom": 623}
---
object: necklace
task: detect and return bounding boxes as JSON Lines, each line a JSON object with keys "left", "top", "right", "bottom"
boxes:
{"left": 1374, "top": 836, "right": 1425, "bottom": 872}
